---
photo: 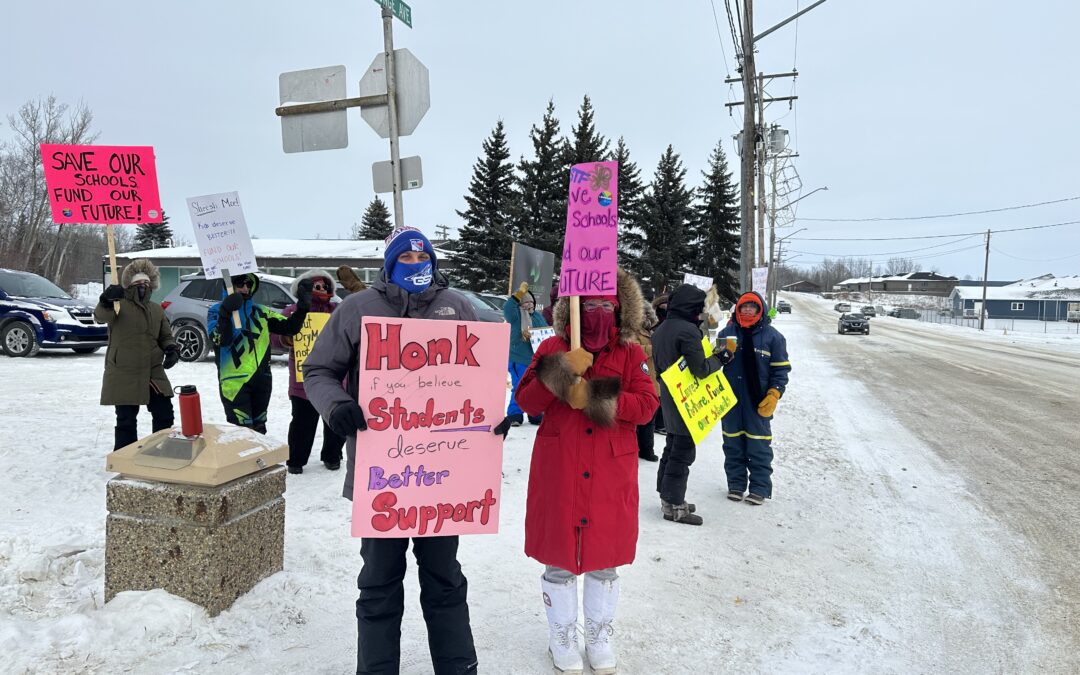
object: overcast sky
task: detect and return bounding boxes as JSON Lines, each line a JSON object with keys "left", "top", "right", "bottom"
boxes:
{"left": 2, "top": 1, "right": 1077, "bottom": 281}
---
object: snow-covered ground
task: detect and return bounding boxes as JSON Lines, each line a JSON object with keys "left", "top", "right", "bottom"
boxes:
{"left": 0, "top": 313, "right": 1072, "bottom": 673}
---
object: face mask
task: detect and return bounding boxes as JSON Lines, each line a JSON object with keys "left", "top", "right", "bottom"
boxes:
{"left": 736, "top": 306, "right": 761, "bottom": 328}
{"left": 581, "top": 310, "right": 616, "bottom": 352}
{"left": 135, "top": 285, "right": 149, "bottom": 301}
{"left": 391, "top": 261, "right": 433, "bottom": 294}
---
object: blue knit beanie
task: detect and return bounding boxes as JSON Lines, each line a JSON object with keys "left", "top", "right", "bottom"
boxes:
{"left": 384, "top": 226, "right": 437, "bottom": 277}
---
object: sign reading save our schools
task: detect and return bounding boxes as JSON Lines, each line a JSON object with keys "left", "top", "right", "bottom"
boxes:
{"left": 659, "top": 338, "right": 738, "bottom": 445}
{"left": 40, "top": 144, "right": 162, "bottom": 224}
{"left": 185, "top": 191, "right": 258, "bottom": 278}
{"left": 293, "top": 312, "right": 330, "bottom": 383}
{"left": 354, "top": 317, "right": 510, "bottom": 538}
{"left": 559, "top": 160, "right": 618, "bottom": 296}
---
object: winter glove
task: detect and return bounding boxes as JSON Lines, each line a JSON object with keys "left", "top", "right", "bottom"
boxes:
{"left": 757, "top": 388, "right": 782, "bottom": 417}
{"left": 337, "top": 265, "right": 366, "bottom": 293}
{"left": 567, "top": 379, "right": 589, "bottom": 410}
{"left": 512, "top": 281, "right": 529, "bottom": 301}
{"left": 295, "top": 278, "right": 314, "bottom": 311}
{"left": 220, "top": 292, "right": 245, "bottom": 314}
{"left": 328, "top": 403, "right": 368, "bottom": 437}
{"left": 493, "top": 416, "right": 513, "bottom": 438}
{"left": 279, "top": 335, "right": 294, "bottom": 349}
{"left": 564, "top": 348, "right": 593, "bottom": 376}
{"left": 717, "top": 348, "right": 735, "bottom": 366}
{"left": 162, "top": 346, "right": 180, "bottom": 370}
{"left": 100, "top": 284, "right": 125, "bottom": 303}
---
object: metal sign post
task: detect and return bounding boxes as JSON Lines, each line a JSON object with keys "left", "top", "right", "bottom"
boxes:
{"left": 381, "top": 7, "right": 404, "bottom": 229}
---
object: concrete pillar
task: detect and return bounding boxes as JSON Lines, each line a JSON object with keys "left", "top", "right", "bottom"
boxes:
{"left": 105, "top": 466, "right": 285, "bottom": 616}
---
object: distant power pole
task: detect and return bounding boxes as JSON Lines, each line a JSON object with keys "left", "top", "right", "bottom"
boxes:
{"left": 979, "top": 229, "right": 991, "bottom": 330}
{"left": 434, "top": 223, "right": 450, "bottom": 240}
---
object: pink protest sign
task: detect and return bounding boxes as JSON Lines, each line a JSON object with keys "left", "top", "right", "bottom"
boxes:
{"left": 353, "top": 317, "right": 510, "bottom": 538}
{"left": 39, "top": 144, "right": 162, "bottom": 224}
{"left": 559, "top": 160, "right": 619, "bottom": 296}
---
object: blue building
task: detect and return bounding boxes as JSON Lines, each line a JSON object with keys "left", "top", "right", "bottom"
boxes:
{"left": 950, "top": 274, "right": 1080, "bottom": 321}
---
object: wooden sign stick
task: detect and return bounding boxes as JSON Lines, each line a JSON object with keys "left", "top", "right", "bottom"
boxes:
{"left": 569, "top": 296, "right": 581, "bottom": 350}
{"left": 220, "top": 268, "right": 243, "bottom": 329}
{"left": 106, "top": 224, "right": 120, "bottom": 315}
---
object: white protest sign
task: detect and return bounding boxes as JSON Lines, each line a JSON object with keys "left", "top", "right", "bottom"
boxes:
{"left": 752, "top": 266, "right": 768, "bottom": 296}
{"left": 529, "top": 327, "right": 556, "bottom": 353}
{"left": 682, "top": 272, "right": 713, "bottom": 292}
{"left": 186, "top": 191, "right": 258, "bottom": 278}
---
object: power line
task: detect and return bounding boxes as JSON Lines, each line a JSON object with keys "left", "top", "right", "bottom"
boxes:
{"left": 791, "top": 219, "right": 1080, "bottom": 241}
{"left": 797, "top": 195, "right": 1080, "bottom": 222}
{"left": 789, "top": 243, "right": 985, "bottom": 265}
{"left": 990, "top": 247, "right": 1080, "bottom": 263}
{"left": 708, "top": 0, "right": 732, "bottom": 76}
{"left": 788, "top": 233, "right": 980, "bottom": 257}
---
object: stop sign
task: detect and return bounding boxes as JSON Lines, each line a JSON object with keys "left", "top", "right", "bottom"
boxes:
{"left": 358, "top": 48, "right": 430, "bottom": 138}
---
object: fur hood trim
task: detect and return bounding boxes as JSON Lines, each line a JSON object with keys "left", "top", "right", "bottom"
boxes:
{"left": 551, "top": 267, "right": 647, "bottom": 345}
{"left": 292, "top": 268, "right": 335, "bottom": 296}
{"left": 121, "top": 259, "right": 160, "bottom": 290}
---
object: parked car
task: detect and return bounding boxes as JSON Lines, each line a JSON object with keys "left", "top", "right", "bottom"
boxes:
{"left": 161, "top": 273, "right": 300, "bottom": 362}
{"left": 457, "top": 289, "right": 505, "bottom": 323}
{"left": 481, "top": 293, "right": 508, "bottom": 310}
{"left": 0, "top": 268, "right": 109, "bottom": 357}
{"left": 887, "top": 307, "right": 919, "bottom": 320}
{"left": 834, "top": 302, "right": 851, "bottom": 313}
{"left": 860, "top": 305, "right": 876, "bottom": 317}
{"left": 776, "top": 300, "right": 792, "bottom": 313}
{"left": 838, "top": 312, "right": 870, "bottom": 335}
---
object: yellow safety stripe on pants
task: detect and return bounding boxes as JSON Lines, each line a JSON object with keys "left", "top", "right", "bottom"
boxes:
{"left": 769, "top": 361, "right": 790, "bottom": 366}
{"left": 722, "top": 430, "right": 773, "bottom": 440}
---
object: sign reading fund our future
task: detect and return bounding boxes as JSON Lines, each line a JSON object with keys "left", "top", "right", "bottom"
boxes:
{"left": 40, "top": 144, "right": 162, "bottom": 224}
{"left": 559, "top": 161, "right": 618, "bottom": 296}
{"left": 353, "top": 317, "right": 510, "bottom": 538}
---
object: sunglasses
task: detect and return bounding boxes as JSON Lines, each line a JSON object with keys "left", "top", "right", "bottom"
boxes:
{"left": 312, "top": 282, "right": 329, "bottom": 291}
{"left": 232, "top": 278, "right": 252, "bottom": 288}
{"left": 583, "top": 299, "right": 616, "bottom": 313}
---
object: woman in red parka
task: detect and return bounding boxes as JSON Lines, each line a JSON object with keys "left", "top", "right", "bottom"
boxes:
{"left": 516, "top": 267, "right": 659, "bottom": 675}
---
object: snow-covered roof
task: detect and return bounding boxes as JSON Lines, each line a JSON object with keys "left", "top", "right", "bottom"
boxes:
{"left": 837, "top": 271, "right": 959, "bottom": 286}
{"left": 951, "top": 274, "right": 1080, "bottom": 300}
{"left": 116, "top": 239, "right": 449, "bottom": 260}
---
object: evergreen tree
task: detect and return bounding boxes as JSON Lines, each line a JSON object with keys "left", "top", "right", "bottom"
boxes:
{"left": 691, "top": 140, "right": 741, "bottom": 302}
{"left": 353, "top": 196, "right": 393, "bottom": 240}
{"left": 132, "top": 210, "right": 173, "bottom": 251}
{"left": 453, "top": 121, "right": 516, "bottom": 292}
{"left": 564, "top": 95, "right": 610, "bottom": 166}
{"left": 611, "top": 137, "right": 648, "bottom": 277}
{"left": 637, "top": 146, "right": 695, "bottom": 298}
{"left": 511, "top": 100, "right": 567, "bottom": 259}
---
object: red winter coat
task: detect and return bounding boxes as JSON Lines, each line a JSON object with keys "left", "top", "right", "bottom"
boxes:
{"left": 516, "top": 334, "right": 659, "bottom": 574}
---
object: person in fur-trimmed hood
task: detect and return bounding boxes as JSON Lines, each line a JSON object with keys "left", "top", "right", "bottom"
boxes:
{"left": 270, "top": 269, "right": 345, "bottom": 474}
{"left": 515, "top": 267, "right": 659, "bottom": 675}
{"left": 95, "top": 259, "right": 178, "bottom": 450}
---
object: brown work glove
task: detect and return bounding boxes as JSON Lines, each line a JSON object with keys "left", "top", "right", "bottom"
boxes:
{"left": 564, "top": 348, "right": 593, "bottom": 376}
{"left": 567, "top": 380, "right": 589, "bottom": 410}
{"left": 337, "top": 265, "right": 366, "bottom": 293}
{"left": 513, "top": 281, "right": 529, "bottom": 301}
{"left": 757, "top": 388, "right": 782, "bottom": 417}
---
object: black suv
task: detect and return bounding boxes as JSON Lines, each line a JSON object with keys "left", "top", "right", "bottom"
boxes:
{"left": 838, "top": 313, "right": 870, "bottom": 335}
{"left": 776, "top": 300, "right": 792, "bottom": 313}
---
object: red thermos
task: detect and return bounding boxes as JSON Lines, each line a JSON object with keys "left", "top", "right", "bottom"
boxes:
{"left": 175, "top": 385, "right": 203, "bottom": 437}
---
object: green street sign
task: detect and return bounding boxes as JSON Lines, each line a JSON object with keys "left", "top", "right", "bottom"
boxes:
{"left": 374, "top": 0, "right": 412, "bottom": 28}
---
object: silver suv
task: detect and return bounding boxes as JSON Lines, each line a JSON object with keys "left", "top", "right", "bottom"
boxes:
{"left": 162, "top": 273, "right": 298, "bottom": 362}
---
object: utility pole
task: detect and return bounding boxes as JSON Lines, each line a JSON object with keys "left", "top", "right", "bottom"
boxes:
{"left": 738, "top": 0, "right": 757, "bottom": 292}
{"left": 381, "top": 7, "right": 405, "bottom": 229}
{"left": 757, "top": 72, "right": 768, "bottom": 268}
{"left": 979, "top": 229, "right": 991, "bottom": 330}
{"left": 766, "top": 156, "right": 778, "bottom": 307}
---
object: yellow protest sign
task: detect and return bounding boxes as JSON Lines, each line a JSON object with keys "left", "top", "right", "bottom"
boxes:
{"left": 659, "top": 337, "right": 738, "bottom": 444}
{"left": 293, "top": 312, "right": 330, "bottom": 382}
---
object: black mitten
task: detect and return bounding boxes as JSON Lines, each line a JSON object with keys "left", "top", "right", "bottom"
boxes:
{"left": 100, "top": 284, "right": 125, "bottom": 303}
{"left": 328, "top": 403, "right": 368, "bottom": 437}
{"left": 220, "top": 292, "right": 245, "bottom": 314}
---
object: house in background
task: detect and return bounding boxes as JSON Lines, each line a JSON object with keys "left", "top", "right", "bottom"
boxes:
{"left": 104, "top": 239, "right": 456, "bottom": 302}
{"left": 835, "top": 271, "right": 960, "bottom": 297}
{"left": 781, "top": 280, "right": 822, "bottom": 294}
{"left": 950, "top": 274, "right": 1080, "bottom": 321}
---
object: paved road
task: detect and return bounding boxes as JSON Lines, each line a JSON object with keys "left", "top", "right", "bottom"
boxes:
{"left": 787, "top": 294, "right": 1080, "bottom": 658}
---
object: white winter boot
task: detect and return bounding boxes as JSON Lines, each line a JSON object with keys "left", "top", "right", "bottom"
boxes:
{"left": 583, "top": 575, "right": 619, "bottom": 675}
{"left": 542, "top": 575, "right": 584, "bottom": 674}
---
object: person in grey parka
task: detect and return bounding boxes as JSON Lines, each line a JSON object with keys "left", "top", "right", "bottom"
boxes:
{"left": 94, "top": 259, "right": 178, "bottom": 450}
{"left": 302, "top": 226, "right": 486, "bottom": 675}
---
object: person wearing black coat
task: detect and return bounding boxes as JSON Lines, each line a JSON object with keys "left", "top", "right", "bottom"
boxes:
{"left": 651, "top": 284, "right": 733, "bottom": 525}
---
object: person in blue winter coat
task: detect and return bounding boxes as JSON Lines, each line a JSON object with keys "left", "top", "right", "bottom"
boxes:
{"left": 503, "top": 281, "right": 549, "bottom": 426}
{"left": 717, "top": 291, "right": 791, "bottom": 505}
